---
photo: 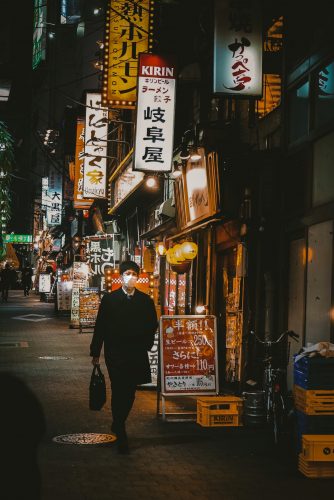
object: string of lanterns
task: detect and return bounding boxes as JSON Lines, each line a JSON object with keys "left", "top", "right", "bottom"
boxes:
{"left": 156, "top": 240, "right": 198, "bottom": 274}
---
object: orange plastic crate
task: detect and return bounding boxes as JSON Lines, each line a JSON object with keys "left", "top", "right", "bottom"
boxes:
{"left": 298, "top": 454, "right": 334, "bottom": 478}
{"left": 197, "top": 396, "right": 243, "bottom": 427}
{"left": 302, "top": 435, "right": 334, "bottom": 462}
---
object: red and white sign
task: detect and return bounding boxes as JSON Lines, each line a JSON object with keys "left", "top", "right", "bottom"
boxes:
{"left": 160, "top": 315, "right": 219, "bottom": 395}
{"left": 134, "top": 53, "right": 176, "bottom": 172}
{"left": 213, "top": 0, "right": 262, "bottom": 97}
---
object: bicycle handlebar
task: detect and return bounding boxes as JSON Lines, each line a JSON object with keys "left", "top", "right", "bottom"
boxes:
{"left": 250, "top": 330, "right": 299, "bottom": 345}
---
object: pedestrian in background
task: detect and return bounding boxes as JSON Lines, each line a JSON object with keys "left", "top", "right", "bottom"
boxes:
{"left": 22, "top": 263, "right": 33, "bottom": 296}
{"left": 90, "top": 260, "right": 158, "bottom": 454}
{"left": 1, "top": 263, "right": 12, "bottom": 303}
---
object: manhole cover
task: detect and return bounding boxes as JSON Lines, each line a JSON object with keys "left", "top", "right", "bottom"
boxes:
{"left": 39, "top": 356, "right": 72, "bottom": 360}
{"left": 53, "top": 433, "right": 117, "bottom": 445}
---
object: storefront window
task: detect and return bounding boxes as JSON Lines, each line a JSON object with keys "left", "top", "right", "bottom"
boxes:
{"left": 315, "top": 60, "right": 334, "bottom": 128}
{"left": 288, "top": 80, "right": 309, "bottom": 142}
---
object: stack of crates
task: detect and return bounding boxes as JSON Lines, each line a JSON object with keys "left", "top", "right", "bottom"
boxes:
{"left": 293, "top": 354, "right": 334, "bottom": 477}
{"left": 196, "top": 396, "right": 243, "bottom": 427}
{"left": 299, "top": 435, "right": 334, "bottom": 478}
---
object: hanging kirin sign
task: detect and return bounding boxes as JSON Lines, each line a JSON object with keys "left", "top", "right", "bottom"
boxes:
{"left": 213, "top": 0, "right": 262, "bottom": 97}
{"left": 73, "top": 119, "right": 93, "bottom": 209}
{"left": 83, "top": 93, "right": 108, "bottom": 199}
{"left": 102, "top": 0, "right": 154, "bottom": 109}
{"left": 134, "top": 53, "right": 176, "bottom": 173}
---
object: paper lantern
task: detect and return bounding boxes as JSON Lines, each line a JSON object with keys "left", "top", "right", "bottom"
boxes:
{"left": 173, "top": 244, "right": 186, "bottom": 263}
{"left": 166, "top": 247, "right": 177, "bottom": 264}
{"left": 180, "top": 241, "right": 198, "bottom": 260}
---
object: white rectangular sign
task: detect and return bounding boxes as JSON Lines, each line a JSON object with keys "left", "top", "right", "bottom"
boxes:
{"left": 47, "top": 166, "right": 63, "bottom": 226}
{"left": 134, "top": 53, "right": 176, "bottom": 173}
{"left": 39, "top": 273, "right": 51, "bottom": 293}
{"left": 214, "top": 0, "right": 262, "bottom": 96}
{"left": 83, "top": 93, "right": 108, "bottom": 199}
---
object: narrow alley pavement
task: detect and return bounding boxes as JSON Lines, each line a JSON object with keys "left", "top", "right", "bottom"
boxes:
{"left": 0, "top": 293, "right": 332, "bottom": 500}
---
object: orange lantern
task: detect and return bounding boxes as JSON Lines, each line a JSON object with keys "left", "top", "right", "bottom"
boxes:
{"left": 166, "top": 247, "right": 177, "bottom": 264}
{"left": 180, "top": 241, "right": 198, "bottom": 260}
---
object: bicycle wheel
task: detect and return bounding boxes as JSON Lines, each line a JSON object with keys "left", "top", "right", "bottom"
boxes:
{"left": 272, "top": 391, "right": 284, "bottom": 445}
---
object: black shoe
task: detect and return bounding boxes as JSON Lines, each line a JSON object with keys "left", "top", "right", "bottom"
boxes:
{"left": 117, "top": 436, "right": 129, "bottom": 454}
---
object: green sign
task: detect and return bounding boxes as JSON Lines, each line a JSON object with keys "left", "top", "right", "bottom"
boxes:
{"left": 4, "top": 234, "right": 32, "bottom": 244}
{"left": 32, "top": 0, "right": 47, "bottom": 70}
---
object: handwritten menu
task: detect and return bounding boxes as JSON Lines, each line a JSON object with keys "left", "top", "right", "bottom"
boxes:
{"left": 79, "top": 288, "right": 100, "bottom": 329}
{"left": 160, "top": 315, "right": 218, "bottom": 395}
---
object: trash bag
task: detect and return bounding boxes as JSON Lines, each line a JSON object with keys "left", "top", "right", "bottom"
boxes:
{"left": 89, "top": 364, "right": 106, "bottom": 411}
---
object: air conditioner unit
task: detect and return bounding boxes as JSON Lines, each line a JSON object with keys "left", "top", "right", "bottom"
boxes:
{"left": 157, "top": 198, "right": 175, "bottom": 218}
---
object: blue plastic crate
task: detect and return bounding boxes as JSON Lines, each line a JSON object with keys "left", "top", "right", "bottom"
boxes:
{"left": 295, "top": 410, "right": 334, "bottom": 452}
{"left": 293, "top": 355, "right": 334, "bottom": 375}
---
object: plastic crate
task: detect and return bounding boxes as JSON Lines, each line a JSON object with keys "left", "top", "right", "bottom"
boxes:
{"left": 293, "top": 356, "right": 334, "bottom": 389}
{"left": 295, "top": 410, "right": 334, "bottom": 452}
{"left": 302, "top": 435, "right": 334, "bottom": 462}
{"left": 294, "top": 386, "right": 334, "bottom": 404}
{"left": 298, "top": 454, "right": 334, "bottom": 478}
{"left": 197, "top": 396, "right": 243, "bottom": 427}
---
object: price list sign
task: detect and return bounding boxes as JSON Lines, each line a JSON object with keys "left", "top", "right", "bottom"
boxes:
{"left": 160, "top": 315, "right": 219, "bottom": 395}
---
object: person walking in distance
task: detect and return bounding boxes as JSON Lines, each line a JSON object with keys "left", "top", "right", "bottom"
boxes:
{"left": 0, "top": 263, "right": 12, "bottom": 303}
{"left": 22, "top": 263, "right": 33, "bottom": 296}
{"left": 90, "top": 260, "right": 158, "bottom": 454}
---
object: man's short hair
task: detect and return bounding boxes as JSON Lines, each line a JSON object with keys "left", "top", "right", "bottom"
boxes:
{"left": 119, "top": 260, "right": 140, "bottom": 275}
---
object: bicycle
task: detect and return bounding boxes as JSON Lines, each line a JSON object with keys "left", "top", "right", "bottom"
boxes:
{"left": 249, "top": 329, "right": 299, "bottom": 444}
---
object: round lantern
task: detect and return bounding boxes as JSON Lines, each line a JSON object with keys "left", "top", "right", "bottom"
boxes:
{"left": 180, "top": 241, "right": 198, "bottom": 260}
{"left": 166, "top": 247, "right": 177, "bottom": 264}
{"left": 173, "top": 244, "right": 186, "bottom": 263}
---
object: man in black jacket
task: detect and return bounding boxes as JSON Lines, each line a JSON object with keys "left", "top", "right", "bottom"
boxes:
{"left": 90, "top": 260, "right": 158, "bottom": 454}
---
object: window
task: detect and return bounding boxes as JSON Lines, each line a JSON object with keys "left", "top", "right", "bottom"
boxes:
{"left": 288, "top": 80, "right": 309, "bottom": 142}
{"left": 315, "top": 60, "right": 334, "bottom": 128}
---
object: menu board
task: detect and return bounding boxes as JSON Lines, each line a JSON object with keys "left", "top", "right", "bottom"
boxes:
{"left": 70, "top": 262, "right": 90, "bottom": 328}
{"left": 160, "top": 315, "right": 218, "bottom": 395}
{"left": 57, "top": 281, "right": 72, "bottom": 311}
{"left": 39, "top": 273, "right": 51, "bottom": 293}
{"left": 79, "top": 287, "right": 100, "bottom": 329}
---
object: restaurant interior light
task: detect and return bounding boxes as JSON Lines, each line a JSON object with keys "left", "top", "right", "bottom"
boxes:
{"left": 145, "top": 176, "right": 158, "bottom": 189}
{"left": 195, "top": 304, "right": 207, "bottom": 314}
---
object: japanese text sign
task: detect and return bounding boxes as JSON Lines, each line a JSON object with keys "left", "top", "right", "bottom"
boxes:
{"left": 47, "top": 166, "right": 63, "bottom": 226}
{"left": 39, "top": 274, "right": 51, "bottom": 293}
{"left": 160, "top": 315, "right": 218, "bottom": 395}
{"left": 74, "top": 120, "right": 93, "bottom": 209}
{"left": 213, "top": 0, "right": 262, "bottom": 96}
{"left": 85, "top": 237, "right": 116, "bottom": 277}
{"left": 83, "top": 93, "right": 108, "bottom": 199}
{"left": 4, "top": 234, "right": 32, "bottom": 244}
{"left": 102, "top": 0, "right": 153, "bottom": 108}
{"left": 134, "top": 53, "right": 176, "bottom": 173}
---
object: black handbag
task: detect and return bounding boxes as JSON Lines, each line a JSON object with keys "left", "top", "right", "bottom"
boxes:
{"left": 89, "top": 364, "right": 106, "bottom": 411}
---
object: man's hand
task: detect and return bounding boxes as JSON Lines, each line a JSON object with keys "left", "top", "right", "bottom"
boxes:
{"left": 92, "top": 356, "right": 100, "bottom": 366}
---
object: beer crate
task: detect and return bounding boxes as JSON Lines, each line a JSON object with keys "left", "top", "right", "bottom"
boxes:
{"left": 295, "top": 410, "right": 334, "bottom": 452}
{"left": 294, "top": 385, "right": 334, "bottom": 415}
{"left": 298, "top": 454, "right": 334, "bottom": 478}
{"left": 293, "top": 356, "right": 334, "bottom": 390}
{"left": 197, "top": 396, "right": 243, "bottom": 427}
{"left": 302, "top": 435, "right": 334, "bottom": 462}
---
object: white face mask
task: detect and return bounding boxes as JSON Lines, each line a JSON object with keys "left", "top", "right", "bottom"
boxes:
{"left": 123, "top": 274, "right": 138, "bottom": 288}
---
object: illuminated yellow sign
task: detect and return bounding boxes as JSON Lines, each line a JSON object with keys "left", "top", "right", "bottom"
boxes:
{"left": 102, "top": 0, "right": 154, "bottom": 109}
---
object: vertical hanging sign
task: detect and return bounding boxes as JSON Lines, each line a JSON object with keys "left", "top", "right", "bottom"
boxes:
{"left": 74, "top": 120, "right": 93, "bottom": 209}
{"left": 47, "top": 166, "right": 63, "bottom": 226}
{"left": 83, "top": 93, "right": 108, "bottom": 199}
{"left": 134, "top": 54, "right": 176, "bottom": 173}
{"left": 102, "top": 0, "right": 153, "bottom": 109}
{"left": 213, "top": 0, "right": 262, "bottom": 97}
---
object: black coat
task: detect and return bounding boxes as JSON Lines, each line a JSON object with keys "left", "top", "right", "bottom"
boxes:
{"left": 90, "top": 287, "right": 158, "bottom": 384}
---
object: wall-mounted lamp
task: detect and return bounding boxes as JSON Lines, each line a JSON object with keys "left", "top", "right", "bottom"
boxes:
{"left": 172, "top": 160, "right": 182, "bottom": 178}
{"left": 190, "top": 147, "right": 201, "bottom": 162}
{"left": 145, "top": 176, "right": 158, "bottom": 189}
{"left": 195, "top": 304, "right": 208, "bottom": 314}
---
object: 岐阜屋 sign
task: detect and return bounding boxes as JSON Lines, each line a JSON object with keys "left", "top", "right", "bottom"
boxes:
{"left": 213, "top": 0, "right": 262, "bottom": 97}
{"left": 160, "top": 315, "right": 219, "bottom": 395}
{"left": 134, "top": 54, "right": 176, "bottom": 173}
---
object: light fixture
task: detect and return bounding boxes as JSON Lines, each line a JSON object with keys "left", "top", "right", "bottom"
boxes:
{"left": 190, "top": 147, "right": 201, "bottom": 162}
{"left": 145, "top": 176, "right": 158, "bottom": 189}
{"left": 179, "top": 142, "right": 190, "bottom": 161}
{"left": 156, "top": 242, "right": 167, "bottom": 256}
{"left": 48, "top": 32, "right": 55, "bottom": 39}
{"left": 195, "top": 304, "right": 207, "bottom": 314}
{"left": 93, "top": 7, "right": 101, "bottom": 15}
{"left": 172, "top": 160, "right": 182, "bottom": 178}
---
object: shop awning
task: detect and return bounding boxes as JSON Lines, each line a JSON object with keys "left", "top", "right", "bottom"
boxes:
{"left": 140, "top": 218, "right": 177, "bottom": 240}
